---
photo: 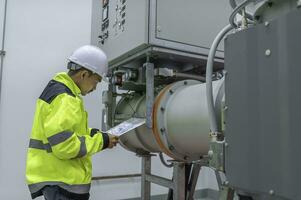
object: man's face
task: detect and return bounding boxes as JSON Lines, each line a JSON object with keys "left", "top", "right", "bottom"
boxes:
{"left": 79, "top": 71, "right": 102, "bottom": 96}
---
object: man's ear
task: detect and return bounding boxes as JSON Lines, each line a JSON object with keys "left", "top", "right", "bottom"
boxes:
{"left": 80, "top": 70, "right": 89, "bottom": 79}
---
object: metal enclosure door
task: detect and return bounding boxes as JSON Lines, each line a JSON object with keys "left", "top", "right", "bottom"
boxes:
{"left": 92, "top": 0, "right": 232, "bottom": 63}
{"left": 150, "top": 0, "right": 232, "bottom": 58}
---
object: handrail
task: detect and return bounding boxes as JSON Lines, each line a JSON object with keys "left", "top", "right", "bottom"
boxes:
{"left": 92, "top": 173, "right": 141, "bottom": 181}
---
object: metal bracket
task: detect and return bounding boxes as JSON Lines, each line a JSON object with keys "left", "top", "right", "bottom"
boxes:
{"left": 0, "top": 50, "right": 6, "bottom": 56}
{"left": 186, "top": 162, "right": 202, "bottom": 200}
{"left": 141, "top": 155, "right": 187, "bottom": 200}
{"left": 144, "top": 62, "right": 154, "bottom": 128}
{"left": 209, "top": 140, "right": 225, "bottom": 171}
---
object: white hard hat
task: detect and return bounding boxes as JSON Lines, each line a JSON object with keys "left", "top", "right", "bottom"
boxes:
{"left": 68, "top": 45, "right": 108, "bottom": 78}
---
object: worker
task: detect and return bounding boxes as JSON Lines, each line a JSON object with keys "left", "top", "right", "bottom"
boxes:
{"left": 26, "top": 45, "right": 118, "bottom": 200}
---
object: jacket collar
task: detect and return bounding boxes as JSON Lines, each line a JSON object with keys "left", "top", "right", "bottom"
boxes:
{"left": 53, "top": 72, "right": 81, "bottom": 96}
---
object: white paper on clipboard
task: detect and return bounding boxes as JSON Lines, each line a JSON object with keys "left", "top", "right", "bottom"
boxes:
{"left": 104, "top": 118, "right": 145, "bottom": 137}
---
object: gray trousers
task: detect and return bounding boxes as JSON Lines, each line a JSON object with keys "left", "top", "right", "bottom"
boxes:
{"left": 42, "top": 186, "right": 75, "bottom": 200}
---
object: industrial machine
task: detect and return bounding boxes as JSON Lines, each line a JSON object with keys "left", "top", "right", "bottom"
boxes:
{"left": 92, "top": 0, "right": 301, "bottom": 199}
{"left": 225, "top": 0, "right": 301, "bottom": 200}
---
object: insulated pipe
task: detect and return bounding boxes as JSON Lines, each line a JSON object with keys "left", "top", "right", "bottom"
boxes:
{"left": 206, "top": 25, "right": 232, "bottom": 134}
{"left": 117, "top": 79, "right": 224, "bottom": 162}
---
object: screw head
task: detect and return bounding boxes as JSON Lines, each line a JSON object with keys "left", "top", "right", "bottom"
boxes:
{"left": 160, "top": 128, "right": 165, "bottom": 132}
{"left": 269, "top": 190, "right": 274, "bottom": 195}
{"left": 225, "top": 143, "right": 229, "bottom": 147}
{"left": 157, "top": 26, "right": 162, "bottom": 32}
{"left": 265, "top": 49, "right": 271, "bottom": 56}
{"left": 160, "top": 107, "right": 165, "bottom": 112}
{"left": 169, "top": 145, "right": 175, "bottom": 151}
{"left": 169, "top": 90, "right": 174, "bottom": 94}
{"left": 265, "top": 21, "right": 270, "bottom": 27}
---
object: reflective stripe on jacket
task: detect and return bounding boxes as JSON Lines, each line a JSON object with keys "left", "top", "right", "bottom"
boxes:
{"left": 26, "top": 72, "right": 109, "bottom": 198}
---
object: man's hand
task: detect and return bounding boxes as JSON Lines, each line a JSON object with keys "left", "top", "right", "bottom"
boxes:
{"left": 107, "top": 133, "right": 119, "bottom": 149}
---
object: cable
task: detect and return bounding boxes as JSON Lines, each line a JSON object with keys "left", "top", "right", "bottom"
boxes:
{"left": 159, "top": 152, "right": 173, "bottom": 168}
{"left": 229, "top": 0, "right": 254, "bottom": 20}
{"left": 0, "top": 0, "right": 8, "bottom": 104}
{"left": 229, "top": 0, "right": 253, "bottom": 28}
{"left": 206, "top": 24, "right": 233, "bottom": 134}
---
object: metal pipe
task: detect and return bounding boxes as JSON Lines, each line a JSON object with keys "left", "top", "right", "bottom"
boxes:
{"left": 141, "top": 155, "right": 151, "bottom": 200}
{"left": 0, "top": 0, "right": 8, "bottom": 103}
{"left": 145, "top": 174, "right": 174, "bottom": 189}
{"left": 206, "top": 24, "right": 233, "bottom": 134}
{"left": 92, "top": 173, "right": 141, "bottom": 181}
{"left": 173, "top": 72, "right": 206, "bottom": 82}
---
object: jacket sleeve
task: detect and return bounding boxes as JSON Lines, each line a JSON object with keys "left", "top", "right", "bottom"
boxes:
{"left": 43, "top": 93, "right": 109, "bottom": 160}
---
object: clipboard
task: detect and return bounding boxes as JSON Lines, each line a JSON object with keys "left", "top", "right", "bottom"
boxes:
{"left": 103, "top": 117, "right": 146, "bottom": 137}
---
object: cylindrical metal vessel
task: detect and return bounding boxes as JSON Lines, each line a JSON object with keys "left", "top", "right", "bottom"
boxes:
{"left": 114, "top": 93, "right": 161, "bottom": 154}
{"left": 116, "top": 79, "right": 224, "bottom": 161}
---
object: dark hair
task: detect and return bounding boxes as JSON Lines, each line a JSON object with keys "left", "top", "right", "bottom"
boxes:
{"left": 67, "top": 62, "right": 93, "bottom": 76}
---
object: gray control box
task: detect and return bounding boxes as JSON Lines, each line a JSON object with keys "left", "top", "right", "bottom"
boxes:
{"left": 91, "top": 0, "right": 232, "bottom": 65}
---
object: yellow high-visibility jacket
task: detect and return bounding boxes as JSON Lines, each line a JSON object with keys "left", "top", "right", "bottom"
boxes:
{"left": 26, "top": 72, "right": 109, "bottom": 199}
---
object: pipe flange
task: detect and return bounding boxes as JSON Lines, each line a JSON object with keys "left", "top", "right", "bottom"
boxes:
{"left": 153, "top": 80, "right": 200, "bottom": 161}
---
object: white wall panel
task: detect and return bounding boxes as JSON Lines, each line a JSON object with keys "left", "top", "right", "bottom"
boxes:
{"left": 0, "top": 0, "right": 174, "bottom": 199}
{"left": 0, "top": 0, "right": 91, "bottom": 199}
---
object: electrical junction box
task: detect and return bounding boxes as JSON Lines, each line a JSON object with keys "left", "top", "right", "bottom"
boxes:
{"left": 91, "top": 0, "right": 232, "bottom": 66}
{"left": 225, "top": 9, "right": 301, "bottom": 200}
